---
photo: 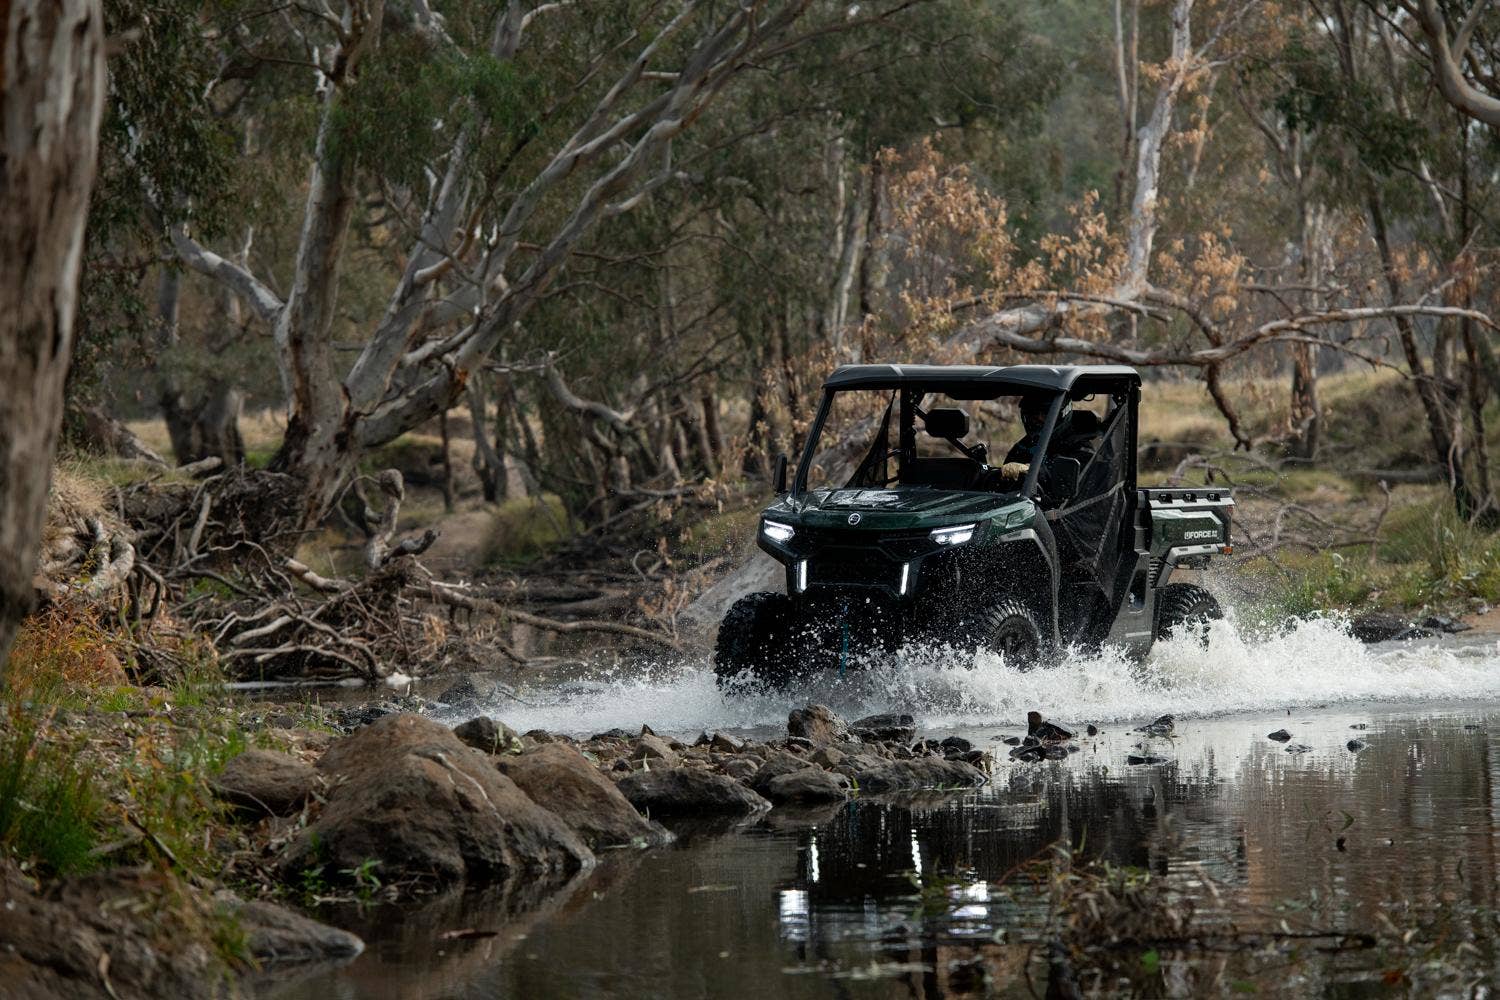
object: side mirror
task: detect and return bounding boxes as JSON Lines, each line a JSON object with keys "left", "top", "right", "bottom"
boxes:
{"left": 773, "top": 453, "right": 789, "bottom": 494}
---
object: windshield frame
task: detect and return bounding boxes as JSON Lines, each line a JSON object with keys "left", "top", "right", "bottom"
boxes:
{"left": 792, "top": 384, "right": 1069, "bottom": 498}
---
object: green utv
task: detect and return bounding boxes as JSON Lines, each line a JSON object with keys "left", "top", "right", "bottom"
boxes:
{"left": 714, "top": 364, "right": 1233, "bottom": 689}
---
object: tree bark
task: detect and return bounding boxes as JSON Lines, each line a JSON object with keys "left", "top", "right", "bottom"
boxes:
{"left": 0, "top": 0, "right": 107, "bottom": 673}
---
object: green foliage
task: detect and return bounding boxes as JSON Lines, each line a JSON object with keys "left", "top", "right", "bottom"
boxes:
{"left": 0, "top": 713, "right": 105, "bottom": 876}
{"left": 70, "top": 0, "right": 240, "bottom": 421}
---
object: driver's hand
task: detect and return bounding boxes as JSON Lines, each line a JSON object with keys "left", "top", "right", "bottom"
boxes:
{"left": 999, "top": 462, "right": 1029, "bottom": 482}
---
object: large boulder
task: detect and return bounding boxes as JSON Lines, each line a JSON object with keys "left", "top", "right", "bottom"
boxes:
{"left": 281, "top": 714, "right": 592, "bottom": 889}
{"left": 854, "top": 758, "right": 987, "bottom": 794}
{"left": 496, "top": 744, "right": 668, "bottom": 849}
{"left": 617, "top": 767, "right": 771, "bottom": 815}
{"left": 211, "top": 749, "right": 317, "bottom": 817}
{"left": 764, "top": 769, "right": 851, "bottom": 804}
{"left": 787, "top": 705, "right": 850, "bottom": 744}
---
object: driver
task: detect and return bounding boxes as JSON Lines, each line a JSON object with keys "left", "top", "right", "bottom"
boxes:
{"left": 993, "top": 393, "right": 1090, "bottom": 488}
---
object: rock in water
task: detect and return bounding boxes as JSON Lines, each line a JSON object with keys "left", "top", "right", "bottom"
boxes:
{"left": 617, "top": 768, "right": 771, "bottom": 815}
{"left": 1126, "top": 754, "right": 1168, "bottom": 766}
{"left": 1284, "top": 743, "right": 1313, "bottom": 754}
{"left": 1420, "top": 614, "right": 1471, "bottom": 634}
{"left": 436, "top": 673, "right": 498, "bottom": 709}
{"left": 763, "top": 769, "right": 851, "bottom": 804}
{"left": 709, "top": 732, "right": 745, "bottom": 754}
{"left": 281, "top": 714, "right": 593, "bottom": 888}
{"left": 453, "top": 716, "right": 521, "bottom": 754}
{"left": 630, "top": 734, "right": 679, "bottom": 765}
{"left": 940, "top": 736, "right": 973, "bottom": 754}
{"left": 853, "top": 758, "right": 987, "bottom": 793}
{"left": 230, "top": 899, "right": 366, "bottom": 965}
{"left": 1137, "top": 714, "right": 1175, "bottom": 737}
{"left": 748, "top": 751, "right": 816, "bottom": 795}
{"left": 211, "top": 749, "right": 317, "bottom": 818}
{"left": 1086, "top": 724, "right": 1099, "bottom": 737}
{"left": 787, "top": 705, "right": 850, "bottom": 744}
{"left": 1350, "top": 612, "right": 1430, "bottom": 643}
{"left": 498, "top": 745, "right": 668, "bottom": 849}
{"left": 1266, "top": 729, "right": 1292, "bottom": 743}
{"left": 851, "top": 713, "right": 917, "bottom": 744}
{"left": 1346, "top": 739, "right": 1368, "bottom": 752}
{"left": 1026, "top": 712, "right": 1074, "bottom": 743}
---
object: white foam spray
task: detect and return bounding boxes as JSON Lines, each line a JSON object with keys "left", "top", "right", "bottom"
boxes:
{"left": 476, "top": 613, "right": 1500, "bottom": 737}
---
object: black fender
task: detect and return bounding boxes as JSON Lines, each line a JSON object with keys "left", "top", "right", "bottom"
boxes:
{"left": 974, "top": 518, "right": 1060, "bottom": 648}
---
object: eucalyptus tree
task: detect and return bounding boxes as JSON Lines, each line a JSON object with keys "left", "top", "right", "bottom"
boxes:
{"left": 1, "top": 0, "right": 108, "bottom": 673}
{"left": 167, "top": 0, "right": 945, "bottom": 528}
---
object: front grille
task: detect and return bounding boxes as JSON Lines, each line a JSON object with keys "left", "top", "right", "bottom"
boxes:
{"left": 809, "top": 549, "right": 900, "bottom": 589}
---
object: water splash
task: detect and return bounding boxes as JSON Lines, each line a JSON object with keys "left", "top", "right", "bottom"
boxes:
{"left": 477, "top": 613, "right": 1500, "bottom": 737}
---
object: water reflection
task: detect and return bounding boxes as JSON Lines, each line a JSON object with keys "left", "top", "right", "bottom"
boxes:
{"left": 261, "top": 708, "right": 1500, "bottom": 999}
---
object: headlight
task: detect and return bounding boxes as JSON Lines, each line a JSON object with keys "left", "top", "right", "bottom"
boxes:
{"left": 762, "top": 520, "right": 795, "bottom": 543}
{"left": 931, "top": 523, "right": 976, "bottom": 546}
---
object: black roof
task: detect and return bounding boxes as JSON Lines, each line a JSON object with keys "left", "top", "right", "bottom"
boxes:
{"left": 823, "top": 363, "right": 1140, "bottom": 394}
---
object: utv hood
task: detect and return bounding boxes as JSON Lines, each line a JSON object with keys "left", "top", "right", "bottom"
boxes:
{"left": 774, "top": 487, "right": 1018, "bottom": 531}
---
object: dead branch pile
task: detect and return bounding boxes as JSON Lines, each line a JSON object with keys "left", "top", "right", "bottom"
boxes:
{"left": 37, "top": 463, "right": 683, "bottom": 683}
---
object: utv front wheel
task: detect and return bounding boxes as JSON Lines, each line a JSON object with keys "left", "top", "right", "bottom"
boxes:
{"left": 1155, "top": 583, "right": 1222, "bottom": 646}
{"left": 980, "top": 599, "right": 1045, "bottom": 670}
{"left": 714, "top": 592, "right": 800, "bottom": 691}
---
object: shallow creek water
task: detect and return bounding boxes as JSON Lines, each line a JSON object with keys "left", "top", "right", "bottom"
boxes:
{"left": 260, "top": 618, "right": 1500, "bottom": 998}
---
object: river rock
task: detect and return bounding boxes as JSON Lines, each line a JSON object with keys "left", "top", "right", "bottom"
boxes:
{"left": 851, "top": 713, "right": 917, "bottom": 744}
{"left": 1136, "top": 714, "right": 1175, "bottom": 737}
{"left": 1421, "top": 614, "right": 1471, "bottom": 634}
{"left": 1346, "top": 739, "right": 1368, "bottom": 752}
{"left": 853, "top": 758, "right": 987, "bottom": 793}
{"left": 1126, "top": 754, "right": 1168, "bottom": 765}
{"left": 787, "top": 705, "right": 849, "bottom": 743}
{"left": 721, "top": 757, "right": 760, "bottom": 782}
{"left": 231, "top": 898, "right": 366, "bottom": 965}
{"left": 1266, "top": 729, "right": 1292, "bottom": 743}
{"left": 630, "top": 734, "right": 679, "bottom": 765}
{"left": 940, "top": 736, "right": 972, "bottom": 754}
{"left": 709, "top": 732, "right": 745, "bottom": 753}
{"left": 453, "top": 716, "right": 521, "bottom": 754}
{"left": 617, "top": 767, "right": 771, "bottom": 815}
{"left": 764, "top": 769, "right": 851, "bottom": 804}
{"left": 1284, "top": 743, "right": 1313, "bottom": 754}
{"left": 749, "top": 751, "right": 816, "bottom": 794}
{"left": 281, "top": 714, "right": 592, "bottom": 888}
{"left": 1026, "top": 712, "right": 1074, "bottom": 743}
{"left": 211, "top": 749, "right": 317, "bottom": 817}
{"left": 1086, "top": 724, "right": 1100, "bottom": 737}
{"left": 436, "top": 673, "right": 498, "bottom": 708}
{"left": 1350, "top": 612, "right": 1429, "bottom": 643}
{"left": 497, "top": 744, "right": 667, "bottom": 849}
{"left": 810, "top": 746, "right": 846, "bottom": 768}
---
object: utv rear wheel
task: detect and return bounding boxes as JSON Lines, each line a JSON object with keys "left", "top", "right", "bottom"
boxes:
{"left": 980, "top": 599, "right": 1045, "bottom": 670}
{"left": 1155, "top": 583, "right": 1222, "bottom": 646}
{"left": 714, "top": 592, "right": 800, "bottom": 691}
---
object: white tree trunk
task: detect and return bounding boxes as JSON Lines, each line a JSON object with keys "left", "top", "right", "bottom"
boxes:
{"left": 0, "top": 0, "right": 107, "bottom": 673}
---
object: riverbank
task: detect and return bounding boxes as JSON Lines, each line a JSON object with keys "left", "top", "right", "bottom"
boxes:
{"left": 9, "top": 613, "right": 1500, "bottom": 997}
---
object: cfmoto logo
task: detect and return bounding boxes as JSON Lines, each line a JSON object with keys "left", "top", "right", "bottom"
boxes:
{"left": 848, "top": 512, "right": 862, "bottom": 526}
